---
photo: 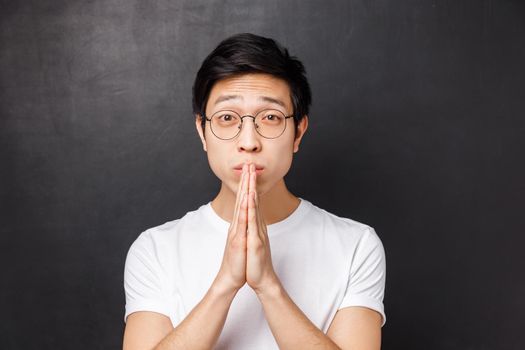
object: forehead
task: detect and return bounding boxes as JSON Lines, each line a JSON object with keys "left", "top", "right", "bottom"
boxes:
{"left": 206, "top": 73, "right": 292, "bottom": 113}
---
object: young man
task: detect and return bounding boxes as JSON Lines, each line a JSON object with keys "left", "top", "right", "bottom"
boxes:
{"left": 123, "top": 33, "right": 386, "bottom": 350}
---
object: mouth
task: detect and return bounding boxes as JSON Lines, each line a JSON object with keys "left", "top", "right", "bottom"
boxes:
{"left": 233, "top": 163, "right": 265, "bottom": 175}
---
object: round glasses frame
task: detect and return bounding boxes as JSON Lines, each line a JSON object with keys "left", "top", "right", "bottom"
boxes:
{"left": 203, "top": 109, "right": 295, "bottom": 140}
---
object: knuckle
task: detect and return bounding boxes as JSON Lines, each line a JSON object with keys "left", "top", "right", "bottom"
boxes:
{"left": 248, "top": 240, "right": 263, "bottom": 251}
{"left": 239, "top": 214, "right": 247, "bottom": 224}
{"left": 228, "top": 224, "right": 237, "bottom": 234}
{"left": 230, "top": 237, "right": 245, "bottom": 249}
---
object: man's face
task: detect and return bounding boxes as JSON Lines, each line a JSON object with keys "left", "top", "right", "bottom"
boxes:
{"left": 196, "top": 73, "right": 308, "bottom": 196}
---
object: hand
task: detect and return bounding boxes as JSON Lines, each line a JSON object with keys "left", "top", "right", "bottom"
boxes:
{"left": 214, "top": 163, "right": 250, "bottom": 292}
{"left": 245, "top": 163, "right": 279, "bottom": 295}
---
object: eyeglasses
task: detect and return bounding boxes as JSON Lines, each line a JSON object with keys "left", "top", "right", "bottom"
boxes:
{"left": 204, "top": 109, "right": 294, "bottom": 140}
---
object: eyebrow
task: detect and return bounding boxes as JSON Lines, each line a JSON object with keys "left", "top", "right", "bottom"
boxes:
{"left": 213, "top": 94, "right": 286, "bottom": 108}
{"left": 260, "top": 96, "right": 286, "bottom": 108}
{"left": 214, "top": 95, "right": 241, "bottom": 105}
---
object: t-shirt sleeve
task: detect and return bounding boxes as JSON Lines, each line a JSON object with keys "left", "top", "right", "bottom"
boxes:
{"left": 339, "top": 226, "right": 387, "bottom": 327}
{"left": 123, "top": 230, "right": 175, "bottom": 323}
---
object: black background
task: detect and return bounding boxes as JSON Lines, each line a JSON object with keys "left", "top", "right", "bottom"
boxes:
{"left": 1, "top": 1, "right": 524, "bottom": 349}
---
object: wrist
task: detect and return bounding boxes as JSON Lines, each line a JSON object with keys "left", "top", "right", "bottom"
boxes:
{"left": 254, "top": 275, "right": 283, "bottom": 299}
{"left": 211, "top": 277, "right": 241, "bottom": 298}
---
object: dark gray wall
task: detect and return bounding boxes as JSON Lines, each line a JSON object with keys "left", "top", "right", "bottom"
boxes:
{"left": 1, "top": 1, "right": 524, "bottom": 349}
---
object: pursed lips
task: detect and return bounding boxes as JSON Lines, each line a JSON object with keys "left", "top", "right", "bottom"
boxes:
{"left": 233, "top": 163, "right": 265, "bottom": 174}
{"left": 233, "top": 164, "right": 264, "bottom": 170}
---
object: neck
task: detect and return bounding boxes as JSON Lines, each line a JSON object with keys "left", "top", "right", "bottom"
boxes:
{"left": 211, "top": 179, "right": 300, "bottom": 225}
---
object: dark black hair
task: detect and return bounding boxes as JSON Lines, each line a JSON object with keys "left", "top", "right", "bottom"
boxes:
{"left": 192, "top": 33, "right": 311, "bottom": 136}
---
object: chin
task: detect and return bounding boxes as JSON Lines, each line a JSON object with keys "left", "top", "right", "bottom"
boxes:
{"left": 224, "top": 176, "right": 272, "bottom": 197}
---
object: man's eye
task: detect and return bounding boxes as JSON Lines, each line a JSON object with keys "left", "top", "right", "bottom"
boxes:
{"left": 264, "top": 114, "right": 282, "bottom": 122}
{"left": 218, "top": 114, "right": 236, "bottom": 122}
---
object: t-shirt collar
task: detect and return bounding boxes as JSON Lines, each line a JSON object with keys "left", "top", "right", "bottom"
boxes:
{"left": 203, "top": 197, "right": 310, "bottom": 237}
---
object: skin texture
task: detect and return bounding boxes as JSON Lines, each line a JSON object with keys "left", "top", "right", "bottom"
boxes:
{"left": 197, "top": 73, "right": 306, "bottom": 226}
{"left": 123, "top": 73, "right": 382, "bottom": 350}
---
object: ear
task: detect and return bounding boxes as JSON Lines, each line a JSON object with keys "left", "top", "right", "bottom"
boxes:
{"left": 293, "top": 115, "right": 309, "bottom": 153}
{"left": 195, "top": 114, "right": 207, "bottom": 152}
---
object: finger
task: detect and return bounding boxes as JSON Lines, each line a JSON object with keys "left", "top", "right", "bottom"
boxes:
{"left": 232, "top": 164, "right": 249, "bottom": 228}
{"left": 248, "top": 164, "right": 259, "bottom": 233}
{"left": 248, "top": 167, "right": 265, "bottom": 237}
{"left": 234, "top": 165, "right": 249, "bottom": 231}
{"left": 237, "top": 192, "right": 248, "bottom": 236}
{"left": 239, "top": 163, "right": 250, "bottom": 211}
{"left": 249, "top": 163, "right": 257, "bottom": 196}
{"left": 232, "top": 169, "right": 245, "bottom": 215}
{"left": 254, "top": 191, "right": 266, "bottom": 229}
{"left": 253, "top": 192, "right": 267, "bottom": 241}
{"left": 236, "top": 162, "right": 251, "bottom": 224}
{"left": 247, "top": 191, "right": 256, "bottom": 237}
{"left": 236, "top": 164, "right": 248, "bottom": 201}
{"left": 230, "top": 174, "right": 244, "bottom": 232}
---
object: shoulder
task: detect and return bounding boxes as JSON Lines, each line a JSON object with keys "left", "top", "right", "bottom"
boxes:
{"left": 127, "top": 203, "right": 208, "bottom": 257}
{"left": 302, "top": 198, "right": 382, "bottom": 245}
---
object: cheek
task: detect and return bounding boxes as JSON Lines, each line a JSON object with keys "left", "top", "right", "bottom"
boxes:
{"left": 271, "top": 147, "right": 293, "bottom": 177}
{"left": 204, "top": 139, "right": 243, "bottom": 194}
{"left": 202, "top": 128, "right": 296, "bottom": 195}
{"left": 203, "top": 130, "right": 227, "bottom": 178}
{"left": 256, "top": 142, "right": 294, "bottom": 194}
{"left": 270, "top": 134, "right": 295, "bottom": 174}
{"left": 206, "top": 145, "right": 227, "bottom": 180}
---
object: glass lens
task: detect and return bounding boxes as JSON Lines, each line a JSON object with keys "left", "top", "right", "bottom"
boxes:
{"left": 255, "top": 109, "right": 286, "bottom": 138}
{"left": 210, "top": 111, "right": 241, "bottom": 139}
{"left": 209, "top": 109, "right": 287, "bottom": 139}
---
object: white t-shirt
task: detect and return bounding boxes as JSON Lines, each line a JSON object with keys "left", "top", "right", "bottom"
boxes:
{"left": 124, "top": 198, "right": 386, "bottom": 349}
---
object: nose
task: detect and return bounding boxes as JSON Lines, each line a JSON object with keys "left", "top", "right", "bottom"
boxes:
{"left": 237, "top": 116, "right": 261, "bottom": 152}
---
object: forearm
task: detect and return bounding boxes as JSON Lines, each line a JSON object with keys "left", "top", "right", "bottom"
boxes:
{"left": 155, "top": 280, "right": 238, "bottom": 350}
{"left": 256, "top": 280, "right": 341, "bottom": 350}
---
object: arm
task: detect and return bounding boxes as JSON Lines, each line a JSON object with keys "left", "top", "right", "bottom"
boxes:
{"left": 245, "top": 164, "right": 385, "bottom": 349}
{"left": 250, "top": 238, "right": 384, "bottom": 350}
{"left": 256, "top": 279, "right": 342, "bottom": 350}
{"left": 256, "top": 280, "right": 382, "bottom": 350}
{"left": 241, "top": 168, "right": 341, "bottom": 349}
{"left": 326, "top": 306, "right": 382, "bottom": 350}
{"left": 123, "top": 280, "right": 239, "bottom": 350}
{"left": 123, "top": 165, "right": 252, "bottom": 350}
{"left": 253, "top": 228, "right": 385, "bottom": 350}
